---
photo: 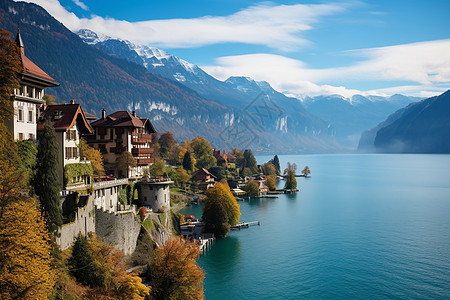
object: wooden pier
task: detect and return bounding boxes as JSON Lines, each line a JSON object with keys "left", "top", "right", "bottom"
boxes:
{"left": 231, "top": 221, "right": 260, "bottom": 230}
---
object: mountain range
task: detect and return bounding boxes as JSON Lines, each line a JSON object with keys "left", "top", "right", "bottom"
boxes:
{"left": 359, "top": 90, "right": 450, "bottom": 153}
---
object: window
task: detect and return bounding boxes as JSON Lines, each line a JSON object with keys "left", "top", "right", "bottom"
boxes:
{"left": 18, "top": 133, "right": 23, "bottom": 140}
{"left": 28, "top": 110, "right": 33, "bottom": 123}
{"left": 28, "top": 133, "right": 33, "bottom": 140}
{"left": 67, "top": 130, "right": 77, "bottom": 141}
{"left": 18, "top": 109, "right": 23, "bottom": 122}
{"left": 65, "top": 147, "right": 79, "bottom": 159}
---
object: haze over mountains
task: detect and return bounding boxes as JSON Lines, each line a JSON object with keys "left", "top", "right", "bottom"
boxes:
{"left": 2, "top": 0, "right": 445, "bottom": 153}
{"left": 359, "top": 90, "right": 450, "bottom": 153}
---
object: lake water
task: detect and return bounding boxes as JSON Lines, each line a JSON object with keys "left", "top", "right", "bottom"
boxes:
{"left": 180, "top": 154, "right": 450, "bottom": 299}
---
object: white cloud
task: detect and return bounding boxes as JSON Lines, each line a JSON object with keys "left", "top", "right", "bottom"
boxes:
{"left": 20, "top": 0, "right": 345, "bottom": 50}
{"left": 72, "top": 0, "right": 88, "bottom": 11}
{"left": 202, "top": 39, "right": 450, "bottom": 97}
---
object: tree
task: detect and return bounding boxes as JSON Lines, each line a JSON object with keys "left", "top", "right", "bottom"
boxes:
{"left": 43, "top": 94, "right": 56, "bottom": 105}
{"left": 150, "top": 160, "right": 166, "bottom": 177}
{"left": 191, "top": 137, "right": 216, "bottom": 169}
{"left": 116, "top": 151, "right": 137, "bottom": 177}
{"left": 0, "top": 29, "right": 21, "bottom": 121}
{"left": 16, "top": 139, "right": 37, "bottom": 186}
{"left": 261, "top": 162, "right": 277, "bottom": 175}
{"left": 203, "top": 197, "right": 230, "bottom": 238}
{"left": 0, "top": 199, "right": 56, "bottom": 300}
{"left": 208, "top": 166, "right": 226, "bottom": 181}
{"left": 78, "top": 139, "right": 105, "bottom": 177}
{"left": 158, "top": 132, "right": 177, "bottom": 159}
{"left": 33, "top": 120, "right": 62, "bottom": 234}
{"left": 149, "top": 237, "right": 204, "bottom": 300}
{"left": 182, "top": 150, "right": 194, "bottom": 172}
{"left": 265, "top": 175, "right": 277, "bottom": 191}
{"left": 302, "top": 166, "right": 311, "bottom": 177}
{"left": 243, "top": 180, "right": 259, "bottom": 197}
{"left": 173, "top": 168, "right": 190, "bottom": 189}
{"left": 243, "top": 149, "right": 258, "bottom": 174}
{"left": 284, "top": 162, "right": 297, "bottom": 190}
{"left": 271, "top": 155, "right": 281, "bottom": 174}
{"left": 203, "top": 182, "right": 240, "bottom": 237}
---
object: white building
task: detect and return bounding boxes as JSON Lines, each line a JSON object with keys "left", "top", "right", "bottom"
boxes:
{"left": 5, "top": 29, "right": 59, "bottom": 140}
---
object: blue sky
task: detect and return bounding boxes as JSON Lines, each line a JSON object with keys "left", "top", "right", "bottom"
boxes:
{"left": 24, "top": 0, "right": 450, "bottom": 98}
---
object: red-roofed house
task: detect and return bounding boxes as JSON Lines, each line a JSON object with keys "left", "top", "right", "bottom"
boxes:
{"left": 38, "top": 100, "right": 94, "bottom": 188}
{"left": 84, "top": 110, "right": 156, "bottom": 178}
{"left": 5, "top": 28, "right": 60, "bottom": 141}
{"left": 191, "top": 168, "right": 217, "bottom": 190}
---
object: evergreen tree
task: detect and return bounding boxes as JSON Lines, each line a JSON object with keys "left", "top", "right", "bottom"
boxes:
{"left": 34, "top": 120, "right": 62, "bottom": 234}
{"left": 272, "top": 155, "right": 281, "bottom": 174}
{"left": 182, "top": 150, "right": 194, "bottom": 172}
{"left": 243, "top": 149, "right": 258, "bottom": 174}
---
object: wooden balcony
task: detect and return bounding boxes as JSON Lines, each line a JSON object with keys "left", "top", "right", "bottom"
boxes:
{"left": 132, "top": 147, "right": 154, "bottom": 155}
{"left": 135, "top": 158, "right": 154, "bottom": 165}
{"left": 132, "top": 133, "right": 152, "bottom": 145}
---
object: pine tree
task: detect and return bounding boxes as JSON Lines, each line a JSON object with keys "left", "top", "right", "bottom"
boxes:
{"left": 272, "top": 155, "right": 281, "bottom": 174}
{"left": 182, "top": 150, "right": 194, "bottom": 172}
{"left": 34, "top": 120, "right": 63, "bottom": 234}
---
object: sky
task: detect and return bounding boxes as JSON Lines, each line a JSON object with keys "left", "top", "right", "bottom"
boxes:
{"left": 20, "top": 0, "right": 450, "bottom": 98}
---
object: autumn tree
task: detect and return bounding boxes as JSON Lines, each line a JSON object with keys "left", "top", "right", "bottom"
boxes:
{"left": 302, "top": 166, "right": 311, "bottom": 177}
{"left": 0, "top": 29, "right": 21, "bottom": 121}
{"left": 173, "top": 167, "right": 190, "bottom": 189}
{"left": 33, "top": 119, "right": 63, "bottom": 234}
{"left": 0, "top": 198, "right": 56, "bottom": 300}
{"left": 284, "top": 162, "right": 298, "bottom": 190}
{"left": 149, "top": 237, "right": 204, "bottom": 300}
{"left": 261, "top": 162, "right": 277, "bottom": 175}
{"left": 43, "top": 94, "right": 56, "bottom": 105}
{"left": 78, "top": 138, "right": 105, "bottom": 177}
{"left": 265, "top": 174, "right": 277, "bottom": 191}
{"left": 243, "top": 180, "right": 259, "bottom": 197}
{"left": 191, "top": 136, "right": 216, "bottom": 169}
{"left": 243, "top": 149, "right": 258, "bottom": 174}
{"left": 150, "top": 160, "right": 166, "bottom": 177}
{"left": 116, "top": 151, "right": 137, "bottom": 177}
{"left": 203, "top": 182, "right": 240, "bottom": 238}
{"left": 159, "top": 132, "right": 177, "bottom": 158}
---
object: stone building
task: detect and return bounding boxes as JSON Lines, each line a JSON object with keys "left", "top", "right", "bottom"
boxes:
{"left": 137, "top": 179, "right": 173, "bottom": 213}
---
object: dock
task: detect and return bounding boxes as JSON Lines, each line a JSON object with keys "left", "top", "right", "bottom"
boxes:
{"left": 231, "top": 221, "right": 260, "bottom": 230}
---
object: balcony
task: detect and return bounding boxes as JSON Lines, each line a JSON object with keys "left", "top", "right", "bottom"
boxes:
{"left": 132, "top": 147, "right": 154, "bottom": 155}
{"left": 135, "top": 158, "right": 154, "bottom": 165}
{"left": 132, "top": 133, "right": 152, "bottom": 144}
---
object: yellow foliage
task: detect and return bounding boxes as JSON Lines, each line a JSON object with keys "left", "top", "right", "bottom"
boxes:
{"left": 78, "top": 139, "right": 105, "bottom": 176}
{"left": 205, "top": 182, "right": 241, "bottom": 226}
{"left": 118, "top": 275, "right": 150, "bottom": 300}
{"left": 150, "top": 237, "right": 204, "bottom": 300}
{"left": 0, "top": 199, "right": 56, "bottom": 300}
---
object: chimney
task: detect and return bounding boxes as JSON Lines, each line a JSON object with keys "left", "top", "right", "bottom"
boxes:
{"left": 70, "top": 99, "right": 75, "bottom": 104}
{"left": 132, "top": 111, "right": 136, "bottom": 117}
{"left": 101, "top": 109, "right": 106, "bottom": 119}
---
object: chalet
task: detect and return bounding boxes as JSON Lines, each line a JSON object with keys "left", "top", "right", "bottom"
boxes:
{"left": 191, "top": 168, "right": 217, "bottom": 190}
{"left": 5, "top": 28, "right": 59, "bottom": 141}
{"left": 37, "top": 100, "right": 94, "bottom": 188}
{"left": 85, "top": 110, "right": 156, "bottom": 178}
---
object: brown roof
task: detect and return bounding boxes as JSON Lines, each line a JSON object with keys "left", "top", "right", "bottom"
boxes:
{"left": 38, "top": 104, "right": 93, "bottom": 134}
{"left": 16, "top": 30, "right": 59, "bottom": 86}
{"left": 91, "top": 111, "right": 156, "bottom": 132}
{"left": 191, "top": 168, "right": 217, "bottom": 180}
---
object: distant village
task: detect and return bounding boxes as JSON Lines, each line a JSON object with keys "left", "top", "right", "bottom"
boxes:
{"left": 5, "top": 30, "right": 299, "bottom": 255}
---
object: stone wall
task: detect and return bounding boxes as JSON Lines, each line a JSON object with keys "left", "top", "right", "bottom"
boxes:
{"left": 95, "top": 208, "right": 141, "bottom": 255}
{"left": 57, "top": 194, "right": 95, "bottom": 250}
{"left": 139, "top": 181, "right": 172, "bottom": 212}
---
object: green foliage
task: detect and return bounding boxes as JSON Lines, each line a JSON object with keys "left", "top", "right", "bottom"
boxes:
{"left": 142, "top": 218, "right": 154, "bottom": 231}
{"left": 284, "top": 162, "right": 298, "bottom": 190}
{"left": 0, "top": 29, "right": 21, "bottom": 122}
{"left": 208, "top": 166, "right": 226, "bottom": 181}
{"left": 33, "top": 120, "right": 62, "bottom": 234}
{"left": 16, "top": 139, "right": 37, "bottom": 186}
{"left": 191, "top": 137, "right": 216, "bottom": 169}
{"left": 64, "top": 163, "right": 94, "bottom": 186}
{"left": 172, "top": 168, "right": 190, "bottom": 188}
{"left": 182, "top": 150, "right": 194, "bottom": 172}
{"left": 243, "top": 149, "right": 258, "bottom": 174}
{"left": 131, "top": 228, "right": 155, "bottom": 267}
{"left": 149, "top": 160, "right": 165, "bottom": 177}
{"left": 265, "top": 175, "right": 277, "bottom": 191}
{"left": 244, "top": 180, "right": 260, "bottom": 197}
{"left": 118, "top": 187, "right": 128, "bottom": 206}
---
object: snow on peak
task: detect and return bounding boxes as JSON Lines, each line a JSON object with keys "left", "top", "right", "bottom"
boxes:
{"left": 76, "top": 29, "right": 110, "bottom": 45}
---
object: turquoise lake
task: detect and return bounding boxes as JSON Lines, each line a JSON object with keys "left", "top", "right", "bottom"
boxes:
{"left": 180, "top": 154, "right": 450, "bottom": 299}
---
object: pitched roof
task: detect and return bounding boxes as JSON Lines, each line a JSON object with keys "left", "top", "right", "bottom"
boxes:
{"left": 16, "top": 29, "right": 59, "bottom": 86}
{"left": 91, "top": 111, "right": 156, "bottom": 132}
{"left": 38, "top": 104, "right": 93, "bottom": 134}
{"left": 191, "top": 168, "right": 217, "bottom": 179}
